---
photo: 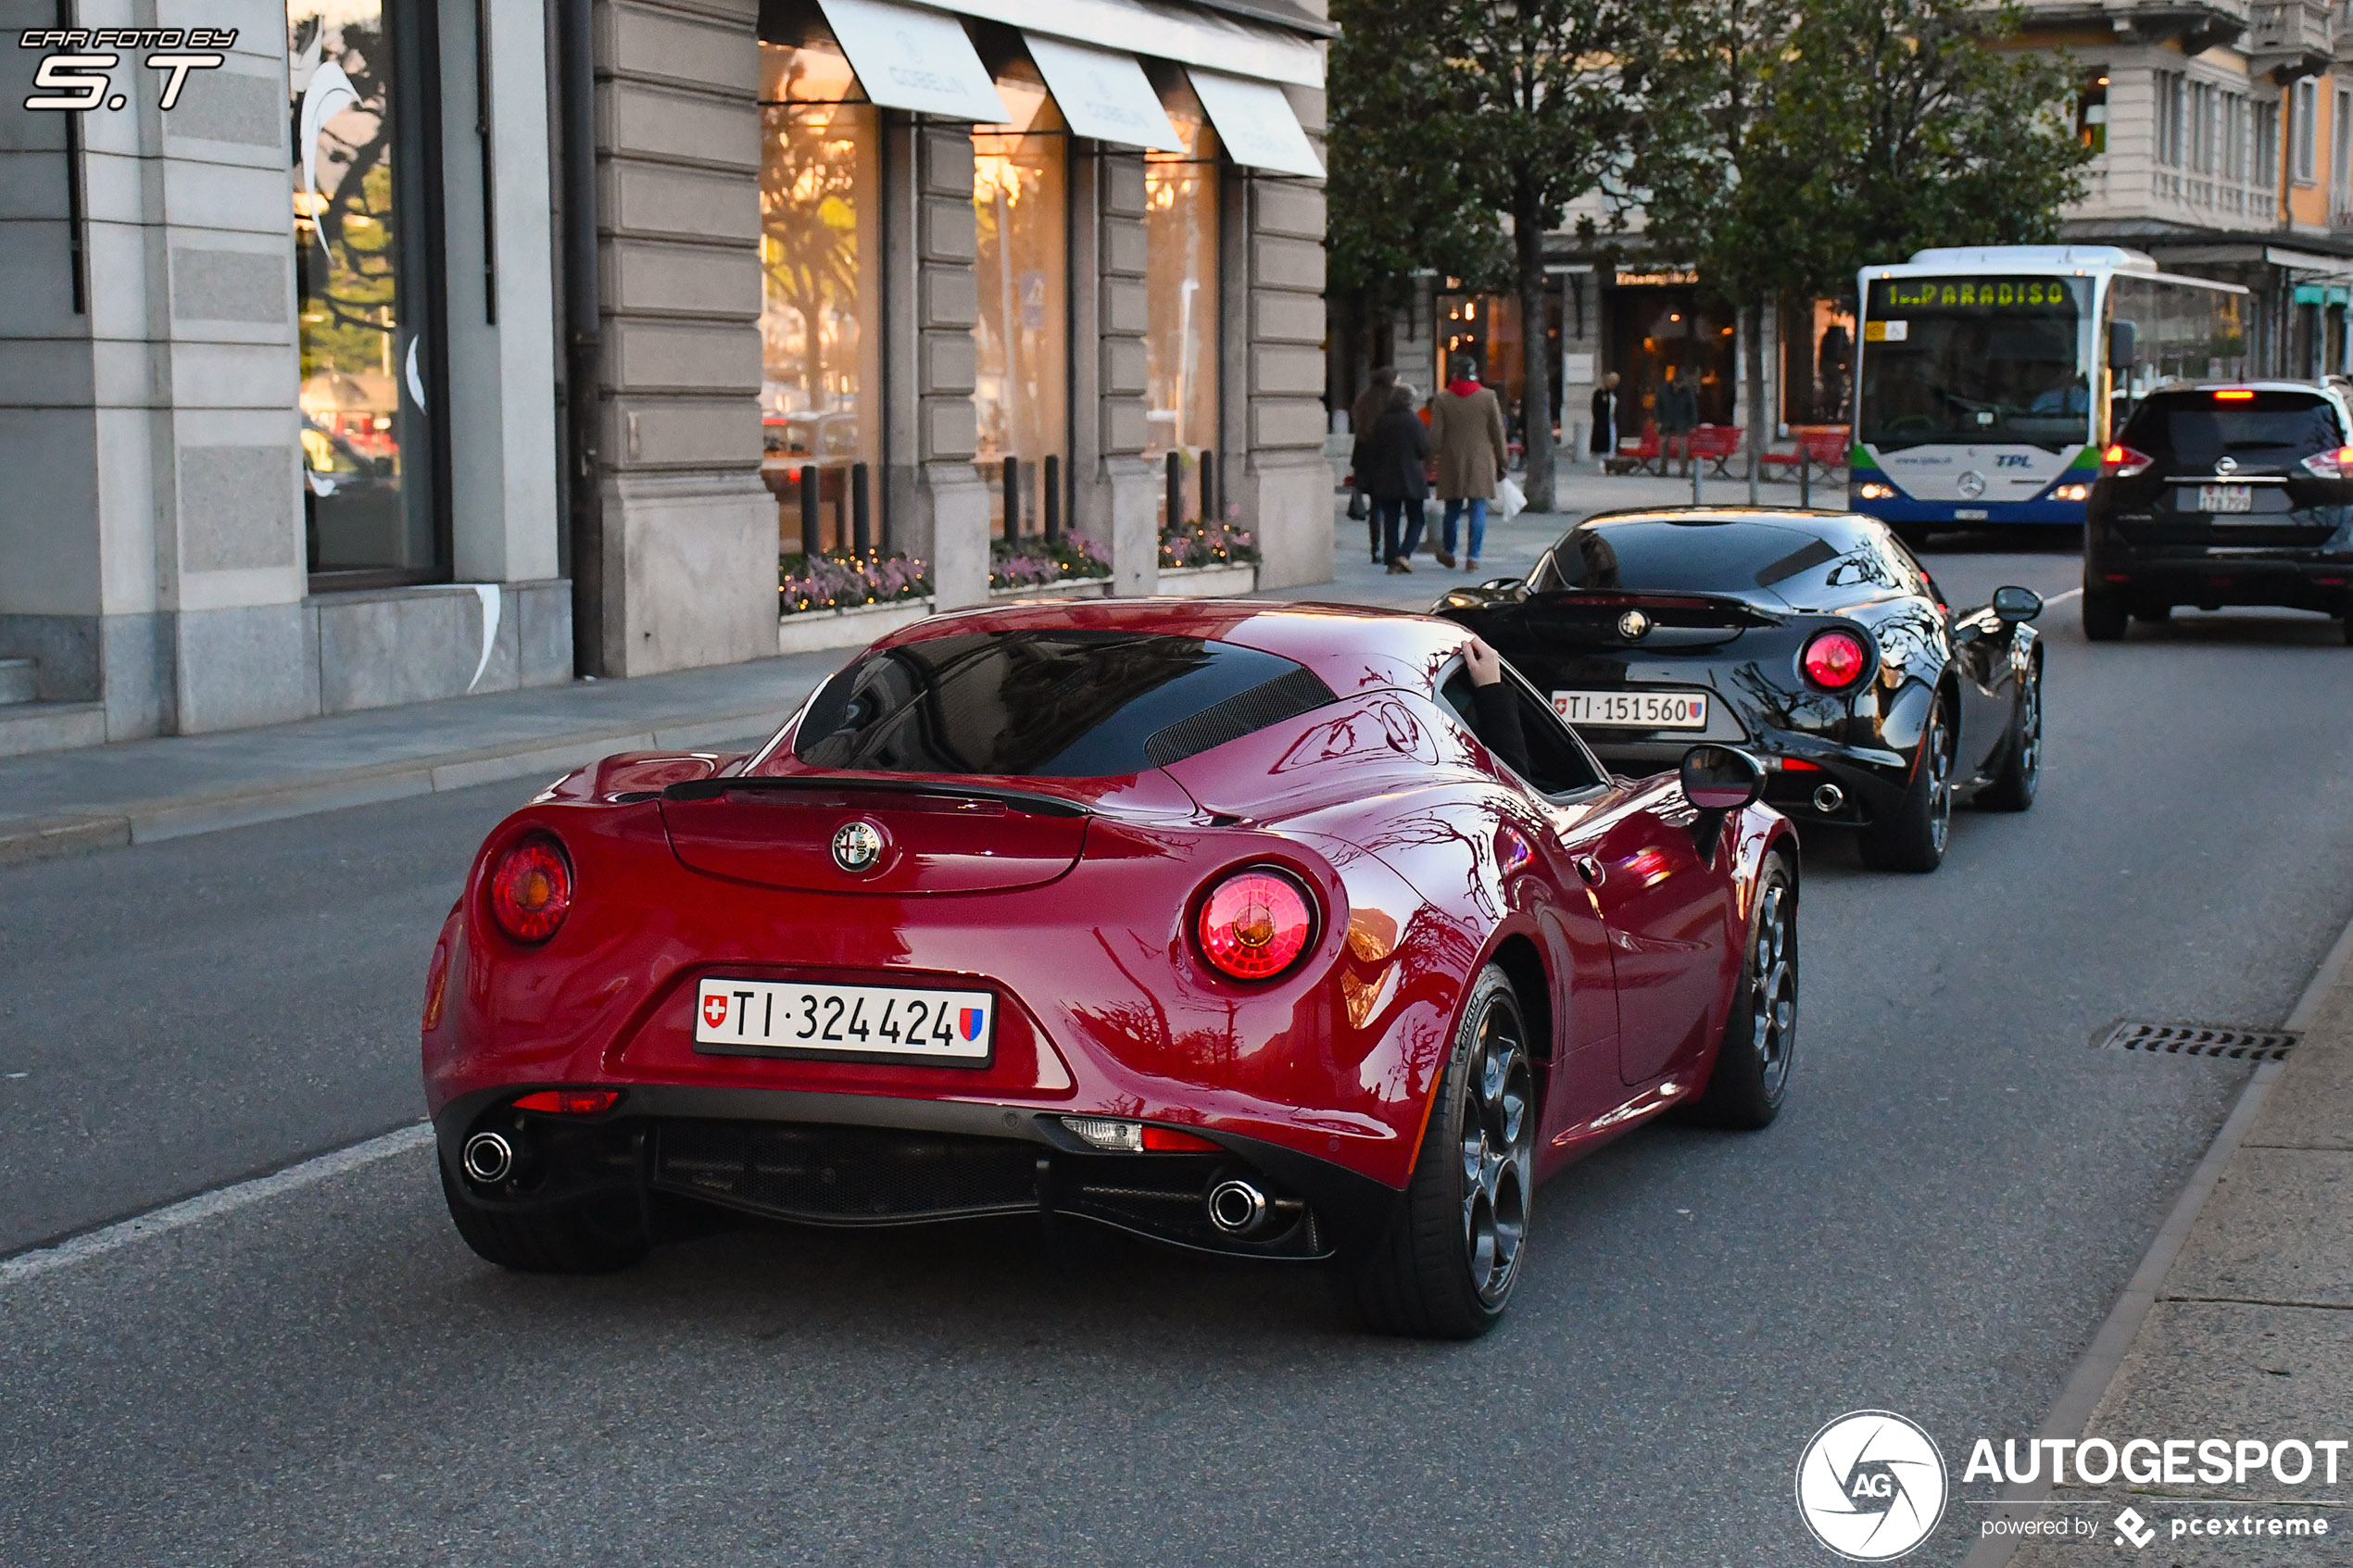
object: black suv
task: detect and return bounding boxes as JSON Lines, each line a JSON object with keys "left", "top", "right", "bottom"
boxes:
{"left": 2083, "top": 382, "right": 2353, "bottom": 643}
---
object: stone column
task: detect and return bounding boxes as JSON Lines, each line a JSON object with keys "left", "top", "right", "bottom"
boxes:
{"left": 1234, "top": 164, "right": 1332, "bottom": 592}
{"left": 913, "top": 123, "right": 989, "bottom": 608}
{"left": 1098, "top": 151, "right": 1157, "bottom": 596}
{"left": 594, "top": 0, "right": 773, "bottom": 676}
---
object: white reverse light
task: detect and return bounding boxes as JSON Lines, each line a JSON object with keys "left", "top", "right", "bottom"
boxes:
{"left": 1061, "top": 1116, "right": 1144, "bottom": 1152}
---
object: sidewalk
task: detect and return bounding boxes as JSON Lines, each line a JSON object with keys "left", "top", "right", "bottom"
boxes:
{"left": 2000, "top": 928, "right": 2353, "bottom": 1565}
{"left": 0, "top": 465, "right": 1712, "bottom": 868}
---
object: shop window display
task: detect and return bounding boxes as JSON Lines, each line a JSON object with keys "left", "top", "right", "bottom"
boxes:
{"left": 973, "top": 79, "right": 1070, "bottom": 539}
{"left": 289, "top": 0, "right": 440, "bottom": 583}
{"left": 760, "top": 41, "right": 883, "bottom": 556}
{"left": 1143, "top": 89, "right": 1218, "bottom": 528}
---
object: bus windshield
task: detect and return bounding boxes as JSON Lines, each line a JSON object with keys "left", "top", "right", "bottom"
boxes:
{"left": 1858, "top": 276, "right": 2088, "bottom": 452}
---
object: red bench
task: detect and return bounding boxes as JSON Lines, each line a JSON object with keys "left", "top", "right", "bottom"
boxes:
{"left": 1761, "top": 425, "right": 1851, "bottom": 481}
{"left": 1609, "top": 423, "right": 1744, "bottom": 477}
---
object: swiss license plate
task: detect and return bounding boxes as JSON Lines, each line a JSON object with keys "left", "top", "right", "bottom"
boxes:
{"left": 694, "top": 977, "right": 994, "bottom": 1065}
{"left": 1954, "top": 508, "right": 1989, "bottom": 521}
{"left": 1553, "top": 690, "right": 1710, "bottom": 730}
{"left": 2195, "top": 483, "right": 2254, "bottom": 513}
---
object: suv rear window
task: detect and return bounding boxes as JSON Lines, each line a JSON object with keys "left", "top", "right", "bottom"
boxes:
{"left": 795, "top": 630, "right": 1335, "bottom": 778}
{"left": 2120, "top": 390, "right": 2342, "bottom": 467}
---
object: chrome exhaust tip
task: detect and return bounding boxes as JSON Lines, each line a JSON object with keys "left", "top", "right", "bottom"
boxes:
{"left": 461, "top": 1131, "right": 517, "bottom": 1186}
{"left": 1206, "top": 1178, "right": 1269, "bottom": 1236}
{"left": 1811, "top": 783, "right": 1845, "bottom": 814}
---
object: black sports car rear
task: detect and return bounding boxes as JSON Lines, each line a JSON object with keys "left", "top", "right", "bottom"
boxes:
{"left": 2082, "top": 383, "right": 2353, "bottom": 643}
{"left": 1436, "top": 508, "right": 2045, "bottom": 872}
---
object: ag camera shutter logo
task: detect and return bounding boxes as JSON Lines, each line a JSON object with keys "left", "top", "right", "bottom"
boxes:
{"left": 1795, "top": 1410, "right": 1949, "bottom": 1560}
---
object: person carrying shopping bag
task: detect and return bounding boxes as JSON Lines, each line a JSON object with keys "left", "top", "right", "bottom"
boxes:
{"left": 1428, "top": 358, "right": 1508, "bottom": 571}
{"left": 1348, "top": 366, "right": 1398, "bottom": 565}
{"left": 1360, "top": 383, "right": 1430, "bottom": 573}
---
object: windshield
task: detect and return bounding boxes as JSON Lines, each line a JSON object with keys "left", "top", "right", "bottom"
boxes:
{"left": 1859, "top": 276, "right": 2088, "bottom": 452}
{"left": 795, "top": 630, "right": 1334, "bottom": 777}
{"left": 2119, "top": 391, "right": 2342, "bottom": 467}
{"left": 1537, "top": 517, "right": 1917, "bottom": 601}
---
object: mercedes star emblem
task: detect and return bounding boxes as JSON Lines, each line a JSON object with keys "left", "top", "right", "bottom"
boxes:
{"left": 1617, "top": 610, "right": 1651, "bottom": 640}
{"left": 1957, "top": 470, "right": 1987, "bottom": 499}
{"left": 831, "top": 820, "right": 885, "bottom": 873}
{"left": 2216, "top": 455, "right": 2238, "bottom": 475}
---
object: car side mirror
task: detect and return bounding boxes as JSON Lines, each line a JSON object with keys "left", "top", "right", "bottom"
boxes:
{"left": 1991, "top": 585, "right": 2043, "bottom": 622}
{"left": 1680, "top": 745, "right": 1765, "bottom": 810}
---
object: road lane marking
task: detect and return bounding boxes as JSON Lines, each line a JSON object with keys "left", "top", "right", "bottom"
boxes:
{"left": 2045, "top": 587, "right": 2082, "bottom": 605}
{"left": 0, "top": 1122, "right": 434, "bottom": 1288}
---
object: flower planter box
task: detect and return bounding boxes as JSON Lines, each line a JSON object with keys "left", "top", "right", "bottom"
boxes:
{"left": 776, "top": 596, "right": 934, "bottom": 655}
{"left": 1156, "top": 562, "right": 1259, "bottom": 597}
{"left": 988, "top": 574, "right": 1112, "bottom": 600}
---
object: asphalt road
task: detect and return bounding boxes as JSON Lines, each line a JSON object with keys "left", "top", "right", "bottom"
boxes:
{"left": 6, "top": 539, "right": 2353, "bottom": 1565}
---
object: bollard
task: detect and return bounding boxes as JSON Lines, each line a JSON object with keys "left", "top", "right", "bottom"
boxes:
{"left": 1690, "top": 439, "right": 1702, "bottom": 506}
{"left": 1201, "top": 448, "right": 1215, "bottom": 525}
{"left": 1800, "top": 454, "right": 1812, "bottom": 508}
{"left": 1166, "top": 449, "right": 1184, "bottom": 529}
{"left": 1001, "top": 455, "right": 1019, "bottom": 539}
{"left": 799, "top": 464, "right": 820, "bottom": 558}
{"left": 1043, "top": 454, "right": 1061, "bottom": 544}
{"left": 851, "top": 462, "right": 872, "bottom": 556}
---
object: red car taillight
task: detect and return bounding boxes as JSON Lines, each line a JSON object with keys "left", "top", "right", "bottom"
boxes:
{"left": 1196, "top": 868, "right": 1315, "bottom": 981}
{"left": 1801, "top": 630, "right": 1869, "bottom": 691}
{"left": 2101, "top": 443, "right": 2154, "bottom": 478}
{"left": 511, "top": 1088, "right": 619, "bottom": 1114}
{"left": 2300, "top": 445, "right": 2353, "bottom": 477}
{"left": 489, "top": 835, "right": 572, "bottom": 943}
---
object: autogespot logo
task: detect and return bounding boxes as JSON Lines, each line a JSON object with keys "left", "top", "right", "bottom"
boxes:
{"left": 1796, "top": 1411, "right": 1950, "bottom": 1561}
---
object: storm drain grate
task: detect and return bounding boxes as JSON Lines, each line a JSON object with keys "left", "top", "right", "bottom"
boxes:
{"left": 2095, "top": 1020, "right": 2298, "bottom": 1062}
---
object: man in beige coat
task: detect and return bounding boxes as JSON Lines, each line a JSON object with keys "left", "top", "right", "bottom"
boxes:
{"left": 1428, "top": 358, "right": 1509, "bottom": 570}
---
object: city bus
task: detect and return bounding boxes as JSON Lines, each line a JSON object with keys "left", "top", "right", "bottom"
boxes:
{"left": 1849, "top": 245, "right": 2250, "bottom": 533}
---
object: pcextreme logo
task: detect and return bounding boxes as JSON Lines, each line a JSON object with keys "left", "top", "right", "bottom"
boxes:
{"left": 1796, "top": 1411, "right": 1950, "bottom": 1561}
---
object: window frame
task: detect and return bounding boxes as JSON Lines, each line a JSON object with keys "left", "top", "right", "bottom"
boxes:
{"left": 2295, "top": 77, "right": 2319, "bottom": 185}
{"left": 1435, "top": 656, "right": 1611, "bottom": 804}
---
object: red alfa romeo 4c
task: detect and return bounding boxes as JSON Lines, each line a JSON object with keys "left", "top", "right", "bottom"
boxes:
{"left": 423, "top": 600, "right": 1798, "bottom": 1336}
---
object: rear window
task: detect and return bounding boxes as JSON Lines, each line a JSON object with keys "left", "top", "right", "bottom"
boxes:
{"left": 794, "top": 630, "right": 1335, "bottom": 778}
{"left": 2120, "top": 391, "right": 2342, "bottom": 466}
{"left": 1534, "top": 518, "right": 1910, "bottom": 601}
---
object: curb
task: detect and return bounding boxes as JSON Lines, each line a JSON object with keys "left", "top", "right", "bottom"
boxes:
{"left": 0, "top": 704, "right": 791, "bottom": 870}
{"left": 1958, "top": 908, "right": 2353, "bottom": 1568}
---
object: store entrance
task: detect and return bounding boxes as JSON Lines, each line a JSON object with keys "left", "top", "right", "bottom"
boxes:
{"left": 1606, "top": 285, "right": 1735, "bottom": 437}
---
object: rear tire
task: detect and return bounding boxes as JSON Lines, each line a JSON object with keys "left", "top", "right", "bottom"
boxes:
{"left": 1688, "top": 858, "right": 1796, "bottom": 1130}
{"left": 2081, "top": 589, "right": 2128, "bottom": 641}
{"left": 1348, "top": 966, "right": 1534, "bottom": 1339}
{"left": 440, "top": 1158, "right": 649, "bottom": 1274}
{"left": 1856, "top": 690, "right": 1954, "bottom": 872}
{"left": 1977, "top": 658, "right": 2042, "bottom": 812}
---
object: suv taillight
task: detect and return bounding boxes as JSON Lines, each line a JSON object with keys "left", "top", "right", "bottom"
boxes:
{"left": 2300, "top": 445, "right": 2353, "bottom": 478}
{"left": 2101, "top": 444, "right": 2154, "bottom": 479}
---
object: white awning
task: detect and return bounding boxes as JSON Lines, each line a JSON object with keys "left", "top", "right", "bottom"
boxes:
{"left": 1187, "top": 68, "right": 1322, "bottom": 176}
{"left": 816, "top": 0, "right": 1009, "bottom": 121}
{"left": 911, "top": 0, "right": 1322, "bottom": 89}
{"left": 1024, "top": 34, "right": 1183, "bottom": 151}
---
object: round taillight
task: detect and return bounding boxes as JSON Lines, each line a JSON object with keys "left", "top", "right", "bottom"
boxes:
{"left": 1801, "top": 630, "right": 1869, "bottom": 690}
{"left": 1197, "top": 869, "right": 1315, "bottom": 981}
{"left": 489, "top": 836, "right": 572, "bottom": 943}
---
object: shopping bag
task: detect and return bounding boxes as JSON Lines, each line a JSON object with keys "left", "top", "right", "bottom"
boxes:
{"left": 1346, "top": 486, "right": 1368, "bottom": 521}
{"left": 1496, "top": 475, "right": 1527, "bottom": 522}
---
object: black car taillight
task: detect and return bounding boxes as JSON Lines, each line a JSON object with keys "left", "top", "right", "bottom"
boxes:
{"left": 2100, "top": 444, "right": 2154, "bottom": 479}
{"left": 1800, "top": 630, "right": 1870, "bottom": 691}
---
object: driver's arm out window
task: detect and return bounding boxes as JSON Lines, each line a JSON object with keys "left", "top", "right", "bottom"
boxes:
{"left": 1439, "top": 669, "right": 1604, "bottom": 797}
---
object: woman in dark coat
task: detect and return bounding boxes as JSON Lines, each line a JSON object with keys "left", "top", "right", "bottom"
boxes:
{"left": 1349, "top": 367, "right": 1399, "bottom": 563}
{"left": 1359, "top": 383, "right": 1431, "bottom": 573}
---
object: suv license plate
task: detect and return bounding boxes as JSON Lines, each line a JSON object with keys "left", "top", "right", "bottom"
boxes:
{"left": 1553, "top": 690, "right": 1710, "bottom": 730}
{"left": 694, "top": 977, "right": 994, "bottom": 1064}
{"left": 2196, "top": 483, "right": 2254, "bottom": 513}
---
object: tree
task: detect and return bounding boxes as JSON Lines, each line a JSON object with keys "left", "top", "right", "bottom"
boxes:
{"left": 1329, "top": 0, "right": 1645, "bottom": 511}
{"left": 1627, "top": 0, "right": 2089, "bottom": 478}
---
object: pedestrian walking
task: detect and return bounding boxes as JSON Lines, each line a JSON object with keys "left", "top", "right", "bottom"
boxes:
{"left": 1428, "top": 357, "right": 1507, "bottom": 571}
{"left": 1589, "top": 371, "right": 1619, "bottom": 468}
{"left": 1349, "top": 366, "right": 1398, "bottom": 564}
{"left": 1656, "top": 366, "right": 1699, "bottom": 476}
{"left": 1359, "top": 383, "right": 1430, "bottom": 574}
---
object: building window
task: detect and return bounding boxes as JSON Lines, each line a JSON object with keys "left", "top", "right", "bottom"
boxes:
{"left": 2224, "top": 93, "right": 2246, "bottom": 182}
{"left": 2256, "top": 97, "right": 2281, "bottom": 189}
{"left": 2295, "top": 77, "right": 2318, "bottom": 184}
{"left": 2155, "top": 70, "right": 2184, "bottom": 167}
{"left": 2077, "top": 72, "right": 2107, "bottom": 155}
{"left": 759, "top": 38, "right": 883, "bottom": 556}
{"left": 1143, "top": 82, "right": 1219, "bottom": 527}
{"left": 1780, "top": 298, "right": 1854, "bottom": 427}
{"left": 289, "top": 0, "right": 445, "bottom": 585}
{"left": 2334, "top": 88, "right": 2351, "bottom": 215}
{"left": 972, "top": 75, "right": 1069, "bottom": 540}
